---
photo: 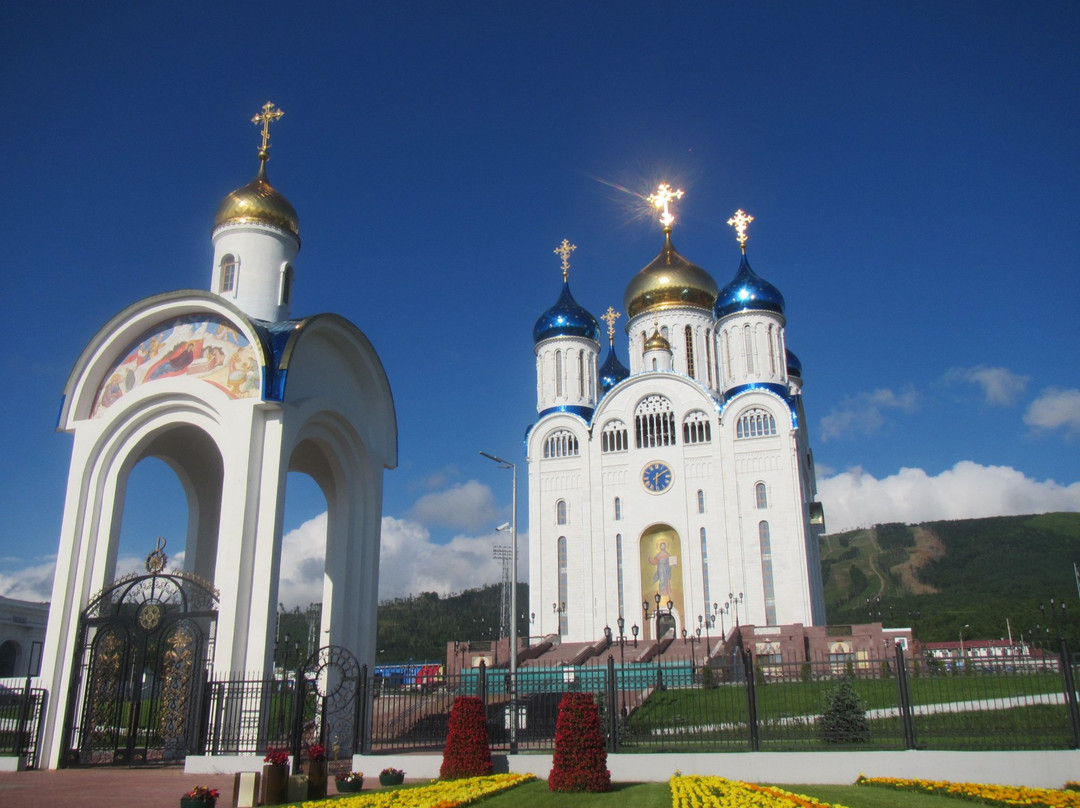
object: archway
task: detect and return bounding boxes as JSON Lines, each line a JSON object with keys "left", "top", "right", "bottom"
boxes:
{"left": 639, "top": 524, "right": 685, "bottom": 640}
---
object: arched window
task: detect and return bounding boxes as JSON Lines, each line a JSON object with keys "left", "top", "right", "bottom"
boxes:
{"left": 683, "top": 410, "right": 712, "bottom": 444}
{"left": 577, "top": 350, "right": 585, "bottom": 398}
{"left": 685, "top": 325, "right": 695, "bottom": 378}
{"left": 759, "top": 521, "right": 776, "bottom": 626}
{"left": 555, "top": 351, "right": 564, "bottom": 398}
{"left": 219, "top": 254, "right": 237, "bottom": 294}
{"left": 743, "top": 324, "right": 755, "bottom": 374}
{"left": 700, "top": 527, "right": 711, "bottom": 607}
{"left": 736, "top": 408, "right": 777, "bottom": 439}
{"left": 556, "top": 499, "right": 567, "bottom": 525}
{"left": 755, "top": 482, "right": 768, "bottom": 509}
{"left": 768, "top": 324, "right": 777, "bottom": 375}
{"left": 616, "top": 533, "right": 625, "bottom": 618}
{"left": 280, "top": 263, "right": 294, "bottom": 305}
{"left": 614, "top": 497, "right": 622, "bottom": 521}
{"left": 697, "top": 489, "right": 705, "bottom": 514}
{"left": 557, "top": 537, "right": 568, "bottom": 636}
{"left": 601, "top": 420, "right": 628, "bottom": 453}
{"left": 544, "top": 429, "right": 580, "bottom": 458}
{"left": 635, "top": 395, "right": 676, "bottom": 448}
{"left": 705, "top": 333, "right": 714, "bottom": 388}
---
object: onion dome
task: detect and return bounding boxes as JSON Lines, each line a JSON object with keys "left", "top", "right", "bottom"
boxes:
{"left": 715, "top": 253, "right": 785, "bottom": 318}
{"left": 786, "top": 349, "right": 802, "bottom": 379}
{"left": 533, "top": 282, "right": 600, "bottom": 344}
{"left": 624, "top": 231, "right": 719, "bottom": 319}
{"left": 644, "top": 328, "right": 671, "bottom": 352}
{"left": 214, "top": 160, "right": 300, "bottom": 240}
{"left": 599, "top": 343, "right": 630, "bottom": 392}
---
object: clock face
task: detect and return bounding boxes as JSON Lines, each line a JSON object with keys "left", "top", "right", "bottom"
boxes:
{"left": 641, "top": 461, "right": 673, "bottom": 494}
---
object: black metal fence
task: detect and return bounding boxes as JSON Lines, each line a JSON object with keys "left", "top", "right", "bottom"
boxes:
{"left": 0, "top": 679, "right": 47, "bottom": 768}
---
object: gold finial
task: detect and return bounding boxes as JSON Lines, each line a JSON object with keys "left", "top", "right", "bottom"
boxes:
{"left": 647, "top": 183, "right": 684, "bottom": 229}
{"left": 554, "top": 239, "right": 577, "bottom": 282}
{"left": 601, "top": 307, "right": 621, "bottom": 346}
{"left": 727, "top": 209, "right": 754, "bottom": 252}
{"left": 252, "top": 101, "right": 285, "bottom": 161}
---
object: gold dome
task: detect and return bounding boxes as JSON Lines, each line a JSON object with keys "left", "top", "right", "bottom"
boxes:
{"left": 644, "top": 328, "right": 671, "bottom": 352}
{"left": 214, "top": 161, "right": 300, "bottom": 240}
{"left": 624, "top": 231, "right": 718, "bottom": 319}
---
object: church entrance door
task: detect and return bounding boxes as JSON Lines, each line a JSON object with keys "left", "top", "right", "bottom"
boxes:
{"left": 62, "top": 545, "right": 217, "bottom": 767}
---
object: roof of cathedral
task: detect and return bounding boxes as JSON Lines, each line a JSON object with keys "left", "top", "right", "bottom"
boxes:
{"left": 533, "top": 281, "right": 601, "bottom": 344}
{"left": 214, "top": 159, "right": 300, "bottom": 240}
{"left": 623, "top": 230, "right": 719, "bottom": 319}
{"left": 786, "top": 348, "right": 802, "bottom": 378}
{"left": 598, "top": 343, "right": 630, "bottom": 392}
{"left": 714, "top": 253, "right": 785, "bottom": 318}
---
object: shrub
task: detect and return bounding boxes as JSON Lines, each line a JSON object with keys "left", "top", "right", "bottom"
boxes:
{"left": 700, "top": 666, "right": 716, "bottom": 690}
{"left": 818, "top": 677, "right": 870, "bottom": 744}
{"left": 439, "top": 696, "right": 493, "bottom": 780}
{"left": 549, "top": 692, "right": 611, "bottom": 792}
{"left": 800, "top": 662, "right": 812, "bottom": 683}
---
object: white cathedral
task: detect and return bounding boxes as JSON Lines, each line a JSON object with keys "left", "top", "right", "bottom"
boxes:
{"left": 527, "top": 188, "right": 826, "bottom": 645}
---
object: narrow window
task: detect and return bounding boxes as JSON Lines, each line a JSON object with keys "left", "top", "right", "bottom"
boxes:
{"left": 705, "top": 333, "right": 714, "bottom": 388}
{"left": 556, "top": 500, "right": 567, "bottom": 525}
{"left": 577, "top": 350, "right": 584, "bottom": 398}
{"left": 743, "top": 324, "right": 755, "bottom": 374}
{"left": 555, "top": 351, "right": 563, "bottom": 398}
{"left": 281, "top": 263, "right": 294, "bottom": 305}
{"left": 220, "top": 254, "right": 237, "bottom": 294}
{"left": 614, "top": 497, "right": 622, "bottom": 521}
{"left": 616, "top": 533, "right": 625, "bottom": 618}
{"left": 697, "top": 489, "right": 705, "bottom": 514}
{"left": 755, "top": 482, "right": 768, "bottom": 509}
{"left": 558, "top": 537, "right": 568, "bottom": 636}
{"left": 685, "top": 325, "right": 695, "bottom": 378}
{"left": 760, "top": 521, "right": 776, "bottom": 626}
{"left": 700, "top": 527, "right": 711, "bottom": 607}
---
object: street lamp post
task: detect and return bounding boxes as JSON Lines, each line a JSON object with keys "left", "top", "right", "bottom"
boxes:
{"left": 480, "top": 450, "right": 518, "bottom": 751}
{"left": 959, "top": 623, "right": 970, "bottom": 667}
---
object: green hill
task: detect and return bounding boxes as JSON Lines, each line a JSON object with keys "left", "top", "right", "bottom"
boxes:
{"left": 821, "top": 511, "right": 1080, "bottom": 646}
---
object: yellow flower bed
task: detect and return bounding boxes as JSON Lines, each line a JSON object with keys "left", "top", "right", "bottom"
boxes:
{"left": 856, "top": 776, "right": 1080, "bottom": 808}
{"left": 301, "top": 773, "right": 535, "bottom": 808}
{"left": 671, "top": 775, "right": 849, "bottom": 808}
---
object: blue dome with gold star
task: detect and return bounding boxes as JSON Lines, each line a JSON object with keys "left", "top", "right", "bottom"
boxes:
{"left": 715, "top": 254, "right": 785, "bottom": 318}
{"left": 599, "top": 343, "right": 630, "bottom": 392}
{"left": 533, "top": 282, "right": 600, "bottom": 344}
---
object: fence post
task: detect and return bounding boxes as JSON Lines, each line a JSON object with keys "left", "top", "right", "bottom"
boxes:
{"left": 290, "top": 667, "right": 306, "bottom": 774}
{"left": 354, "top": 664, "right": 369, "bottom": 755}
{"left": 1057, "top": 638, "right": 1080, "bottom": 749}
{"left": 606, "top": 654, "right": 618, "bottom": 753}
{"left": 893, "top": 643, "right": 917, "bottom": 749}
{"left": 742, "top": 649, "right": 760, "bottom": 751}
{"left": 479, "top": 660, "right": 488, "bottom": 706}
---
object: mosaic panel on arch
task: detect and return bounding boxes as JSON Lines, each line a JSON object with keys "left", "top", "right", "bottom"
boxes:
{"left": 92, "top": 314, "right": 261, "bottom": 416}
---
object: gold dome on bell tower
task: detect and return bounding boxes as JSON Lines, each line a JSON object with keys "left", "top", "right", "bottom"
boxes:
{"left": 213, "top": 102, "right": 300, "bottom": 241}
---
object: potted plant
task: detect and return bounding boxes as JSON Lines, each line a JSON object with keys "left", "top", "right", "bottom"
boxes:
{"left": 379, "top": 766, "right": 405, "bottom": 786}
{"left": 305, "top": 743, "right": 328, "bottom": 798}
{"left": 262, "top": 748, "right": 290, "bottom": 805}
{"left": 180, "top": 785, "right": 219, "bottom": 808}
{"left": 335, "top": 771, "right": 364, "bottom": 793}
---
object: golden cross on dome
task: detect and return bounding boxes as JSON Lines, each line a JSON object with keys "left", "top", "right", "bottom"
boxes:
{"left": 554, "top": 239, "right": 577, "bottom": 282}
{"left": 252, "top": 101, "right": 285, "bottom": 158}
{"left": 647, "top": 183, "right": 684, "bottom": 229}
{"left": 727, "top": 209, "right": 754, "bottom": 252}
{"left": 601, "top": 307, "right": 621, "bottom": 345}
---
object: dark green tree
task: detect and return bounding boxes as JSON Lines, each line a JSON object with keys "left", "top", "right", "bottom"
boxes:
{"left": 818, "top": 677, "right": 870, "bottom": 744}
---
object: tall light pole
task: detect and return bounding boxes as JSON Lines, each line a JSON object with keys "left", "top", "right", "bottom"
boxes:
{"left": 480, "top": 450, "right": 518, "bottom": 751}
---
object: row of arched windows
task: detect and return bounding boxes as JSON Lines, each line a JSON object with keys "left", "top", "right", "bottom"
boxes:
{"left": 737, "top": 408, "right": 777, "bottom": 439}
{"left": 544, "top": 429, "right": 579, "bottom": 458}
{"left": 218, "top": 254, "right": 293, "bottom": 305}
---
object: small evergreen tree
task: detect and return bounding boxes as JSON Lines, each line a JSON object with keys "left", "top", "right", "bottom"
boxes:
{"left": 549, "top": 693, "right": 611, "bottom": 792}
{"left": 818, "top": 677, "right": 870, "bottom": 744}
{"left": 440, "top": 696, "right": 493, "bottom": 779}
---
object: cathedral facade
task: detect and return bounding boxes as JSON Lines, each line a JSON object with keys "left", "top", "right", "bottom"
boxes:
{"left": 527, "top": 192, "right": 825, "bottom": 645}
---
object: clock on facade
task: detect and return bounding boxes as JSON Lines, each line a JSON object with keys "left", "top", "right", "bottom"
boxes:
{"left": 641, "top": 461, "right": 673, "bottom": 493}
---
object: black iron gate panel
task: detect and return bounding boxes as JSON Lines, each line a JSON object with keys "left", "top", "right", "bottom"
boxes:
{"left": 62, "top": 557, "right": 217, "bottom": 767}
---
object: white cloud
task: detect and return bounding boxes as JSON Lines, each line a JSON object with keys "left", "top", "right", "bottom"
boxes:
{"left": 1025, "top": 388, "right": 1080, "bottom": 437}
{"left": 819, "top": 388, "right": 919, "bottom": 441}
{"left": 818, "top": 461, "right": 1080, "bottom": 533}
{"left": 0, "top": 557, "right": 56, "bottom": 602}
{"left": 945, "top": 365, "right": 1030, "bottom": 406}
{"left": 408, "top": 480, "right": 499, "bottom": 531}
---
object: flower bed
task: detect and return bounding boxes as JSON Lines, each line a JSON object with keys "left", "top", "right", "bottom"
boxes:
{"left": 299, "top": 772, "right": 534, "bottom": 808}
{"left": 671, "top": 775, "right": 848, "bottom": 808}
{"left": 856, "top": 776, "right": 1080, "bottom": 808}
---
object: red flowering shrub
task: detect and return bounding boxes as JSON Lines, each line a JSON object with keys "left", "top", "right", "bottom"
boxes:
{"left": 439, "top": 696, "right": 493, "bottom": 779}
{"left": 548, "top": 692, "right": 610, "bottom": 792}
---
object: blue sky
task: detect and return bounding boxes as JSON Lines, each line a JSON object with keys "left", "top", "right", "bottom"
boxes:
{"left": 2, "top": 2, "right": 1078, "bottom": 606}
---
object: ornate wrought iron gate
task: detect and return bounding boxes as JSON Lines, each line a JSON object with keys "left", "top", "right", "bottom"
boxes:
{"left": 295, "top": 646, "right": 364, "bottom": 759}
{"left": 62, "top": 542, "right": 217, "bottom": 766}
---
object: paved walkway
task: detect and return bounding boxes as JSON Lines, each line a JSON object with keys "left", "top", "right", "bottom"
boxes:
{"left": 0, "top": 767, "right": 378, "bottom": 807}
